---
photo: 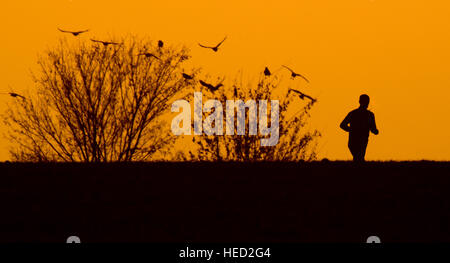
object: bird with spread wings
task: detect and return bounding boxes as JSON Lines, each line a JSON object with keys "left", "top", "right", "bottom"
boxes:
{"left": 182, "top": 73, "right": 194, "bottom": 80}
{"left": 282, "top": 65, "right": 310, "bottom": 83}
{"left": 58, "top": 28, "right": 89, "bottom": 36}
{"left": 198, "top": 37, "right": 227, "bottom": 52}
{"left": 1, "top": 92, "right": 26, "bottom": 100}
{"left": 138, "top": 52, "right": 160, "bottom": 59}
{"left": 91, "top": 39, "right": 121, "bottom": 47}
{"left": 199, "top": 80, "right": 223, "bottom": 92}
{"left": 288, "top": 89, "right": 316, "bottom": 102}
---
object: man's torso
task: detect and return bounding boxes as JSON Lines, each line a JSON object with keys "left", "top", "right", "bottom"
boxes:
{"left": 348, "top": 108, "right": 374, "bottom": 140}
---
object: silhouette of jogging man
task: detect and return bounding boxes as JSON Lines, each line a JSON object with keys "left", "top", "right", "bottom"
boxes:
{"left": 340, "top": 94, "right": 379, "bottom": 162}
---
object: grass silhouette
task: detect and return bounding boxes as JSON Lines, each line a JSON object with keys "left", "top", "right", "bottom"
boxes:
{"left": 0, "top": 161, "right": 449, "bottom": 242}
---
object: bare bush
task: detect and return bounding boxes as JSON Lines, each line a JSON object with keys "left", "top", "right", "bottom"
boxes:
{"left": 191, "top": 75, "right": 320, "bottom": 161}
{"left": 4, "top": 36, "right": 192, "bottom": 162}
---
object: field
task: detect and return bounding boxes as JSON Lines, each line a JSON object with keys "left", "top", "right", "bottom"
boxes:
{"left": 0, "top": 161, "right": 449, "bottom": 243}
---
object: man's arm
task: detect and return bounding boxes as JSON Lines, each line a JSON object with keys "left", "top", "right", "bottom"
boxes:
{"left": 370, "top": 112, "right": 379, "bottom": 135}
{"left": 340, "top": 113, "right": 351, "bottom": 132}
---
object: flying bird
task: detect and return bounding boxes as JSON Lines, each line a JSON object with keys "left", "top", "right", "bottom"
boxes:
{"left": 198, "top": 36, "right": 227, "bottom": 52}
{"left": 91, "top": 39, "right": 121, "bottom": 47}
{"left": 158, "top": 40, "right": 164, "bottom": 48}
{"left": 58, "top": 28, "right": 89, "bottom": 36}
{"left": 139, "top": 52, "right": 160, "bottom": 59}
{"left": 182, "top": 73, "right": 194, "bottom": 80}
{"left": 282, "top": 65, "right": 310, "bottom": 83}
{"left": 264, "top": 67, "right": 271, "bottom": 76}
{"left": 289, "top": 89, "right": 316, "bottom": 102}
{"left": 1, "top": 92, "right": 26, "bottom": 100}
{"left": 199, "top": 80, "right": 223, "bottom": 92}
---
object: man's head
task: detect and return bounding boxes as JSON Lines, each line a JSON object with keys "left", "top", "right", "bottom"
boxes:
{"left": 359, "top": 94, "right": 370, "bottom": 109}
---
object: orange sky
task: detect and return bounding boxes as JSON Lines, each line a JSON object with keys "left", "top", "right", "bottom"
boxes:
{"left": 1, "top": 0, "right": 450, "bottom": 161}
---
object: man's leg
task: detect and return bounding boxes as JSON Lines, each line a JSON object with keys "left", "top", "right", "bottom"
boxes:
{"left": 348, "top": 140, "right": 358, "bottom": 161}
{"left": 354, "top": 148, "right": 364, "bottom": 162}
{"left": 349, "top": 139, "right": 366, "bottom": 162}
{"left": 360, "top": 140, "right": 368, "bottom": 161}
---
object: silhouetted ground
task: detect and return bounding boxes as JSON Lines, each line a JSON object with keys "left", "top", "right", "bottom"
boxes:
{"left": 0, "top": 161, "right": 449, "bottom": 243}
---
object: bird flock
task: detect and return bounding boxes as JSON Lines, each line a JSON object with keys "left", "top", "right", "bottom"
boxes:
{"left": 2, "top": 28, "right": 316, "bottom": 103}
{"left": 196, "top": 36, "right": 316, "bottom": 103}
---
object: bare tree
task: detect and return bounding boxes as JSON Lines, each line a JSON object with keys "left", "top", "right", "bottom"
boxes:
{"left": 4, "top": 36, "right": 192, "bottom": 162}
{"left": 190, "top": 74, "right": 320, "bottom": 161}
